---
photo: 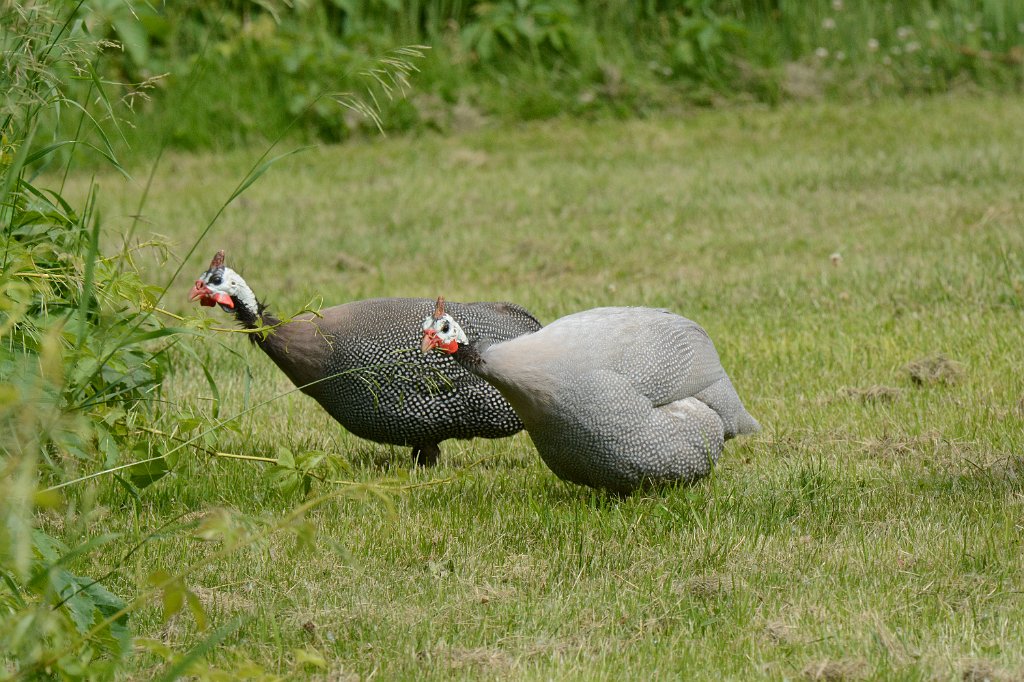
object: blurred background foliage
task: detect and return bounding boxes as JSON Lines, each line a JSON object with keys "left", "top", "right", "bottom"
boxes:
{"left": 53, "top": 0, "right": 1024, "bottom": 155}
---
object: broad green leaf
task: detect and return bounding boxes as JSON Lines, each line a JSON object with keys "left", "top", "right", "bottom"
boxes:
{"left": 128, "top": 455, "right": 169, "bottom": 489}
{"left": 186, "top": 589, "right": 208, "bottom": 631}
{"left": 79, "top": 576, "right": 131, "bottom": 655}
{"left": 52, "top": 570, "right": 95, "bottom": 634}
{"left": 162, "top": 581, "right": 185, "bottom": 622}
{"left": 32, "top": 529, "right": 69, "bottom": 564}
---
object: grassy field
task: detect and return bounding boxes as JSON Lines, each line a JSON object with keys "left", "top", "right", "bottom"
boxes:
{"left": 56, "top": 93, "right": 1024, "bottom": 679}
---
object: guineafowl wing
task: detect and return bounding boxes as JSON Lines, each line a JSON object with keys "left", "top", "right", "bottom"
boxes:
{"left": 618, "top": 312, "right": 728, "bottom": 407}
{"left": 543, "top": 307, "right": 726, "bottom": 406}
{"left": 603, "top": 309, "right": 758, "bottom": 437}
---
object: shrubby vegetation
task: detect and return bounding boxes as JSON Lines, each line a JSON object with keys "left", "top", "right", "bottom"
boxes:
{"left": 2, "top": 3, "right": 147, "bottom": 675}
{"left": 63, "top": 0, "right": 1024, "bottom": 154}
{"left": 0, "top": 3, "right": 225, "bottom": 676}
{"left": 0, "top": 3, "right": 382, "bottom": 677}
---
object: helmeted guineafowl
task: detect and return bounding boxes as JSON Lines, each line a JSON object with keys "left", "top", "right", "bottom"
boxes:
{"left": 421, "top": 297, "right": 759, "bottom": 493}
{"left": 189, "top": 251, "right": 542, "bottom": 465}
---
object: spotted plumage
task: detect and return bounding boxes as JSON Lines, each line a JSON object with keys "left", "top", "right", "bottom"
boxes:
{"left": 190, "top": 251, "right": 542, "bottom": 464}
{"left": 423, "top": 301, "right": 759, "bottom": 493}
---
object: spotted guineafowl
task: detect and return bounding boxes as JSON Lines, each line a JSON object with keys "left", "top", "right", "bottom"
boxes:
{"left": 421, "top": 297, "right": 759, "bottom": 493}
{"left": 189, "top": 251, "right": 542, "bottom": 465}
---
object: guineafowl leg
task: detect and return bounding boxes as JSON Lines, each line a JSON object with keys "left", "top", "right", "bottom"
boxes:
{"left": 411, "top": 443, "right": 440, "bottom": 467}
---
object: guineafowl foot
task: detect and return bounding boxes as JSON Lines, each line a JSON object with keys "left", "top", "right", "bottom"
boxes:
{"left": 412, "top": 443, "right": 440, "bottom": 467}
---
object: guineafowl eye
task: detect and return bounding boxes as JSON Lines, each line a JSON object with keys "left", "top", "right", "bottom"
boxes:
{"left": 441, "top": 321, "right": 450, "bottom": 333}
{"left": 209, "top": 273, "right": 223, "bottom": 285}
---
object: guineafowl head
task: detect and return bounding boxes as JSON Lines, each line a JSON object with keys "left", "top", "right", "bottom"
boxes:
{"left": 421, "top": 296, "right": 468, "bottom": 354}
{"left": 189, "top": 250, "right": 258, "bottom": 317}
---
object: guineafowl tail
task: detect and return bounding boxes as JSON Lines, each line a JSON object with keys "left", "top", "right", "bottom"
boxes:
{"left": 735, "top": 409, "right": 761, "bottom": 436}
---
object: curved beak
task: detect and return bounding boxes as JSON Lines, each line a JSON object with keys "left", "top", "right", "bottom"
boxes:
{"left": 421, "top": 329, "right": 440, "bottom": 354}
{"left": 421, "top": 328, "right": 459, "bottom": 354}
{"left": 189, "top": 280, "right": 214, "bottom": 306}
{"left": 189, "top": 279, "right": 234, "bottom": 308}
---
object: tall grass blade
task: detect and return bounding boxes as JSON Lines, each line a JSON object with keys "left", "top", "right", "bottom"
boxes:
{"left": 225, "top": 145, "right": 315, "bottom": 207}
{"left": 76, "top": 189, "right": 101, "bottom": 349}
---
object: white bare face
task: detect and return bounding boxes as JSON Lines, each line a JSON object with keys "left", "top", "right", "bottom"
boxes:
{"left": 421, "top": 313, "right": 468, "bottom": 354}
{"left": 190, "top": 263, "right": 257, "bottom": 314}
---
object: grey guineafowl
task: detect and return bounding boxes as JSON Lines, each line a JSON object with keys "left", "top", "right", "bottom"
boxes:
{"left": 421, "top": 297, "right": 759, "bottom": 493}
{"left": 189, "top": 251, "right": 542, "bottom": 465}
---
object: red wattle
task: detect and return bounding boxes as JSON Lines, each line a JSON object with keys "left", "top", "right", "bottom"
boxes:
{"left": 421, "top": 329, "right": 458, "bottom": 354}
{"left": 211, "top": 292, "right": 234, "bottom": 308}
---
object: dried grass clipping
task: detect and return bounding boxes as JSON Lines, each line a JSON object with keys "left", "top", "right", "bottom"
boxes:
{"left": 903, "top": 354, "right": 964, "bottom": 386}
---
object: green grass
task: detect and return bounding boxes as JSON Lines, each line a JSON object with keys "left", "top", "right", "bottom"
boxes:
{"left": 56, "top": 93, "right": 1024, "bottom": 679}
